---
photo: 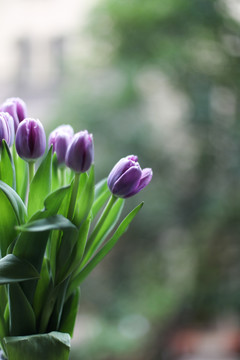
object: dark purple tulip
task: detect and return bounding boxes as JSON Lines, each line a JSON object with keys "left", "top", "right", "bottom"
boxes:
{"left": 107, "top": 155, "right": 152, "bottom": 198}
{"left": 48, "top": 124, "right": 74, "bottom": 165}
{"left": 15, "top": 118, "right": 46, "bottom": 161}
{"left": 0, "top": 112, "right": 15, "bottom": 147}
{"left": 65, "top": 130, "right": 94, "bottom": 173}
{"left": 0, "top": 97, "right": 27, "bottom": 132}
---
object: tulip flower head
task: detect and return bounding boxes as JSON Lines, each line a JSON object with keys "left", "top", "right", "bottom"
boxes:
{"left": 0, "top": 97, "right": 27, "bottom": 132}
{"left": 108, "top": 155, "right": 152, "bottom": 198}
{"left": 0, "top": 112, "right": 15, "bottom": 147}
{"left": 48, "top": 124, "right": 74, "bottom": 165}
{"left": 15, "top": 118, "right": 46, "bottom": 161}
{"left": 65, "top": 130, "right": 94, "bottom": 173}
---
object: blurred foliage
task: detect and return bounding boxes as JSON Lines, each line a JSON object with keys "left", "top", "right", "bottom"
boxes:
{"left": 51, "top": 0, "right": 240, "bottom": 359}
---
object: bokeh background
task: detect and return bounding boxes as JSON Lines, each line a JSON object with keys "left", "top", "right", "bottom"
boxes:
{"left": 2, "top": 0, "right": 240, "bottom": 359}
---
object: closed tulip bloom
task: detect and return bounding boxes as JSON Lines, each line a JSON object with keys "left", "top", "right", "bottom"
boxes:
{"left": 49, "top": 124, "right": 74, "bottom": 141}
{"left": 15, "top": 118, "right": 46, "bottom": 161}
{"left": 0, "top": 115, "right": 9, "bottom": 148}
{"left": 0, "top": 97, "right": 27, "bottom": 132}
{"left": 108, "top": 155, "right": 152, "bottom": 198}
{"left": 48, "top": 124, "right": 74, "bottom": 165}
{"left": 65, "top": 130, "right": 94, "bottom": 173}
{"left": 0, "top": 112, "right": 15, "bottom": 147}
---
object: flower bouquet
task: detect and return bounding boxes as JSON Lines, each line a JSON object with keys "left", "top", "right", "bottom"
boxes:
{"left": 0, "top": 97, "right": 152, "bottom": 360}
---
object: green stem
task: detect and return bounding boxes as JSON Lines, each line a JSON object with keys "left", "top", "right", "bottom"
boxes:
{"left": 28, "top": 162, "right": 35, "bottom": 185}
{"left": 67, "top": 172, "right": 80, "bottom": 220}
{"left": 82, "top": 194, "right": 117, "bottom": 266}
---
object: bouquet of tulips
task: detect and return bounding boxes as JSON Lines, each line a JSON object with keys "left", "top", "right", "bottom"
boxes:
{"left": 0, "top": 97, "right": 152, "bottom": 360}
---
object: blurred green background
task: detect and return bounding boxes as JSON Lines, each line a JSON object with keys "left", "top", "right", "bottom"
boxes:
{"left": 49, "top": 0, "right": 240, "bottom": 359}
{"left": 4, "top": 0, "right": 240, "bottom": 358}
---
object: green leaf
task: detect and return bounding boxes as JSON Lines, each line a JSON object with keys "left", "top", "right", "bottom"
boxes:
{"left": 13, "top": 144, "right": 28, "bottom": 202}
{"left": 52, "top": 153, "right": 60, "bottom": 192}
{"left": 8, "top": 283, "right": 36, "bottom": 336}
{"left": 81, "top": 197, "right": 124, "bottom": 267}
{"left": 92, "top": 188, "right": 111, "bottom": 219}
{"left": 68, "top": 202, "right": 143, "bottom": 293}
{"left": 13, "top": 215, "right": 76, "bottom": 304}
{"left": 0, "top": 285, "right": 7, "bottom": 315}
{"left": 0, "top": 180, "right": 27, "bottom": 225}
{"left": 16, "top": 215, "right": 77, "bottom": 233}
{"left": 0, "top": 255, "right": 39, "bottom": 284}
{"left": 0, "top": 310, "right": 7, "bottom": 340}
{"left": 0, "top": 140, "right": 16, "bottom": 190}
{"left": 47, "top": 277, "right": 70, "bottom": 331}
{"left": 27, "top": 148, "right": 52, "bottom": 218}
{"left": 59, "top": 288, "right": 80, "bottom": 337}
{"left": 4, "top": 331, "right": 71, "bottom": 360}
{"left": 0, "top": 189, "right": 18, "bottom": 258}
{"left": 33, "top": 258, "right": 51, "bottom": 322}
{"left": 57, "top": 217, "right": 91, "bottom": 283}
{"left": 30, "top": 185, "right": 71, "bottom": 221}
{"left": 73, "top": 166, "right": 95, "bottom": 227}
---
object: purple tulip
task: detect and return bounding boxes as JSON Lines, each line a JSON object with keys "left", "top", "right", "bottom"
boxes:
{"left": 48, "top": 124, "right": 74, "bottom": 165}
{"left": 65, "top": 130, "right": 94, "bottom": 173}
{"left": 15, "top": 118, "right": 46, "bottom": 161}
{"left": 0, "top": 97, "right": 27, "bottom": 132}
{"left": 0, "top": 112, "right": 15, "bottom": 147}
{"left": 107, "top": 155, "right": 152, "bottom": 198}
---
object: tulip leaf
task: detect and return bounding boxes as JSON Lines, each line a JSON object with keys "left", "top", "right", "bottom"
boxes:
{"left": 28, "top": 148, "right": 52, "bottom": 218}
{"left": 47, "top": 277, "right": 70, "bottom": 331}
{"left": 0, "top": 180, "right": 27, "bottom": 225}
{"left": 33, "top": 258, "right": 51, "bottom": 322}
{"left": 52, "top": 152, "right": 59, "bottom": 192}
{"left": 13, "top": 215, "right": 76, "bottom": 304}
{"left": 17, "top": 215, "right": 77, "bottom": 233}
{"left": 94, "top": 178, "right": 108, "bottom": 199}
{"left": 73, "top": 166, "right": 95, "bottom": 227}
{"left": 81, "top": 197, "right": 124, "bottom": 267}
{"left": 57, "top": 217, "right": 91, "bottom": 283}
{"left": 8, "top": 283, "right": 36, "bottom": 336}
{"left": 0, "top": 190, "right": 18, "bottom": 258}
{"left": 68, "top": 202, "right": 143, "bottom": 294}
{"left": 30, "top": 185, "right": 71, "bottom": 221}
{"left": 0, "top": 309, "right": 7, "bottom": 341}
{"left": 92, "top": 178, "right": 111, "bottom": 219}
{"left": 13, "top": 145, "right": 28, "bottom": 202}
{"left": 0, "top": 255, "right": 39, "bottom": 284}
{"left": 0, "top": 140, "right": 16, "bottom": 190}
{"left": 59, "top": 288, "right": 80, "bottom": 337}
{"left": 4, "top": 331, "right": 71, "bottom": 360}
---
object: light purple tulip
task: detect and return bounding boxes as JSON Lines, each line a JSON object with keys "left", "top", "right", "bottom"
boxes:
{"left": 15, "top": 118, "right": 46, "bottom": 161}
{"left": 65, "top": 130, "right": 94, "bottom": 173}
{"left": 48, "top": 124, "right": 74, "bottom": 165}
{"left": 0, "top": 97, "right": 27, "bottom": 132}
{"left": 108, "top": 155, "right": 152, "bottom": 198}
{"left": 0, "top": 112, "right": 15, "bottom": 147}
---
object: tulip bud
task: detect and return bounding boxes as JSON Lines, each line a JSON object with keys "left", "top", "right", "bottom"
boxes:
{"left": 15, "top": 118, "right": 46, "bottom": 161}
{"left": 65, "top": 130, "right": 94, "bottom": 173}
{"left": 0, "top": 97, "right": 27, "bottom": 132}
{"left": 107, "top": 155, "right": 152, "bottom": 198}
{"left": 0, "top": 112, "right": 15, "bottom": 147}
{"left": 48, "top": 124, "right": 74, "bottom": 165}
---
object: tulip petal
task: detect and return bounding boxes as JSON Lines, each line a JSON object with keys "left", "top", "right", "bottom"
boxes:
{"left": 111, "top": 165, "right": 142, "bottom": 196}
{"left": 107, "top": 157, "right": 135, "bottom": 190}
{"left": 125, "top": 168, "right": 153, "bottom": 198}
{"left": 65, "top": 130, "right": 94, "bottom": 173}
